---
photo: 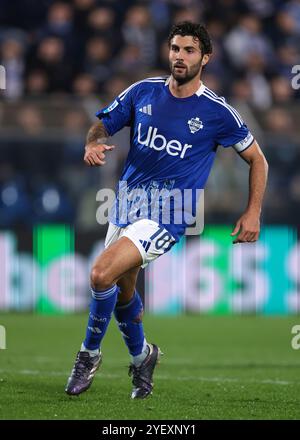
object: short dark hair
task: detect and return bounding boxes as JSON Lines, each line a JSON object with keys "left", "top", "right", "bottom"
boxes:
{"left": 168, "top": 21, "right": 213, "bottom": 55}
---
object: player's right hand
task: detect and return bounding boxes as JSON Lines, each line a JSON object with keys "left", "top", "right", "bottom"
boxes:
{"left": 84, "top": 143, "right": 115, "bottom": 166}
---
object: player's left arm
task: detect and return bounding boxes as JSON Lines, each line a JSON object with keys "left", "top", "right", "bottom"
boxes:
{"left": 231, "top": 140, "right": 269, "bottom": 244}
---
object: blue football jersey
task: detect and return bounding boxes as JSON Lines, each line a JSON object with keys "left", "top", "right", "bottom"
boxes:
{"left": 96, "top": 76, "right": 254, "bottom": 241}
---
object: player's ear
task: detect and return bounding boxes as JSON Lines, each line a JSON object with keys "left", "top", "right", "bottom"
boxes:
{"left": 201, "top": 54, "right": 210, "bottom": 66}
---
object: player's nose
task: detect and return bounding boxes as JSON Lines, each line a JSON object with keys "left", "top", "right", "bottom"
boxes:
{"left": 175, "top": 53, "right": 184, "bottom": 61}
{"left": 175, "top": 54, "right": 186, "bottom": 64}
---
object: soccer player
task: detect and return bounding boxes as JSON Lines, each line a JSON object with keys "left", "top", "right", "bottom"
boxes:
{"left": 65, "top": 21, "right": 268, "bottom": 398}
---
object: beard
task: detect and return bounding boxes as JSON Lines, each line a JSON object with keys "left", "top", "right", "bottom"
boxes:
{"left": 170, "top": 59, "right": 202, "bottom": 84}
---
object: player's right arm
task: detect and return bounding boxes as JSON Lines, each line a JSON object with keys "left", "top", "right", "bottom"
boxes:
{"left": 86, "top": 80, "right": 141, "bottom": 167}
{"left": 84, "top": 120, "right": 115, "bottom": 166}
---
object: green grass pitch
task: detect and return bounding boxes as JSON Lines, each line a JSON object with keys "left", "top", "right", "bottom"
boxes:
{"left": 0, "top": 313, "right": 300, "bottom": 420}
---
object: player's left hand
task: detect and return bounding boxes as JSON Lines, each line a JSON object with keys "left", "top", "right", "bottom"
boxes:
{"left": 231, "top": 211, "right": 260, "bottom": 244}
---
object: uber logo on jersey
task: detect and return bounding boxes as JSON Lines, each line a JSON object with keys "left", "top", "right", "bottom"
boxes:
{"left": 137, "top": 123, "right": 193, "bottom": 159}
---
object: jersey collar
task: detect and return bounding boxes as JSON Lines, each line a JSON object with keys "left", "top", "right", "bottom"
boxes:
{"left": 165, "top": 76, "right": 205, "bottom": 97}
{"left": 195, "top": 82, "right": 205, "bottom": 96}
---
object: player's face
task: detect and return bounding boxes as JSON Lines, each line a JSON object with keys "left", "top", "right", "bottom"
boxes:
{"left": 169, "top": 35, "right": 203, "bottom": 84}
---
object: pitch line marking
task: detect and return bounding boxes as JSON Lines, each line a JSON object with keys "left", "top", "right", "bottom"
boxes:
{"left": 0, "top": 369, "right": 296, "bottom": 386}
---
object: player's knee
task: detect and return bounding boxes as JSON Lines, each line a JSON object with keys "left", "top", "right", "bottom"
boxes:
{"left": 90, "top": 266, "right": 113, "bottom": 291}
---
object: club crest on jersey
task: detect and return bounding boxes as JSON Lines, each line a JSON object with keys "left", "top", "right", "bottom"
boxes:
{"left": 188, "top": 117, "right": 203, "bottom": 134}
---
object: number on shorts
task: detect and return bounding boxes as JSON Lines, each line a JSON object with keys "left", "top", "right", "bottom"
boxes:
{"left": 150, "top": 226, "right": 174, "bottom": 250}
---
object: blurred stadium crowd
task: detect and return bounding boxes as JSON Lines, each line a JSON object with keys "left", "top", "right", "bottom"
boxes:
{"left": 0, "top": 0, "right": 299, "bottom": 230}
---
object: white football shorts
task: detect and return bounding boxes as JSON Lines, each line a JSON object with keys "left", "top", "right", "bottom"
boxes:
{"left": 104, "top": 219, "right": 176, "bottom": 268}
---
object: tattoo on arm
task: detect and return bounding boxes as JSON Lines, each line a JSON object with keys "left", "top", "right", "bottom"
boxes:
{"left": 86, "top": 121, "right": 109, "bottom": 145}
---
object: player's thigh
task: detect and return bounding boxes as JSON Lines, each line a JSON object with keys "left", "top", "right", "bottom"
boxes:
{"left": 91, "top": 236, "right": 143, "bottom": 286}
{"left": 121, "top": 219, "right": 176, "bottom": 268}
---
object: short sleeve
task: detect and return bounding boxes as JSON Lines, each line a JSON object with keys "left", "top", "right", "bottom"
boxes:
{"left": 216, "top": 102, "right": 254, "bottom": 153}
{"left": 95, "top": 83, "right": 137, "bottom": 136}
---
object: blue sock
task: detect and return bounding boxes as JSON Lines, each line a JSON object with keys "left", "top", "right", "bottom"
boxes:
{"left": 114, "top": 290, "right": 145, "bottom": 356}
{"left": 83, "top": 285, "right": 119, "bottom": 351}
